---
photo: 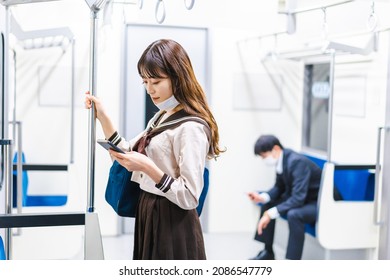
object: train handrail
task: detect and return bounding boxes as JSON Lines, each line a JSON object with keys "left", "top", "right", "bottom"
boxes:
{"left": 374, "top": 126, "right": 389, "bottom": 225}
{"left": 0, "top": 212, "right": 104, "bottom": 260}
{"left": 12, "top": 164, "right": 68, "bottom": 171}
{"left": 0, "top": 212, "right": 84, "bottom": 228}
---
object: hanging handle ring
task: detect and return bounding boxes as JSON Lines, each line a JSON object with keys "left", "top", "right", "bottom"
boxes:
{"left": 184, "top": 0, "right": 195, "bottom": 10}
{"left": 321, "top": 7, "right": 328, "bottom": 39}
{"left": 155, "top": 0, "right": 166, "bottom": 24}
{"left": 138, "top": 0, "right": 143, "bottom": 9}
{"left": 367, "top": 12, "right": 378, "bottom": 32}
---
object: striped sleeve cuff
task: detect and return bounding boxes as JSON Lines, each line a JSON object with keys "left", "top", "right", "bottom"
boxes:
{"left": 107, "top": 131, "right": 122, "bottom": 146}
{"left": 155, "top": 174, "right": 174, "bottom": 193}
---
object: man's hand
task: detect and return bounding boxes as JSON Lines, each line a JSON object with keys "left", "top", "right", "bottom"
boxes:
{"left": 257, "top": 211, "right": 271, "bottom": 235}
{"left": 247, "top": 192, "right": 265, "bottom": 204}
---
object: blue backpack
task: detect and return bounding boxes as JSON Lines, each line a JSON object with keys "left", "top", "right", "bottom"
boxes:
{"left": 197, "top": 167, "right": 209, "bottom": 216}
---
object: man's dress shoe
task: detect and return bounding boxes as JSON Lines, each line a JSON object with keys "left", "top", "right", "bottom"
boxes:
{"left": 249, "top": 250, "right": 275, "bottom": 260}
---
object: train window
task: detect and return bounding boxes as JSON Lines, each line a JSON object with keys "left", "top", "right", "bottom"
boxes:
{"left": 302, "top": 62, "right": 330, "bottom": 152}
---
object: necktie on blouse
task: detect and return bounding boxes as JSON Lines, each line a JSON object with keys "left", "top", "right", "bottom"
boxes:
{"left": 133, "top": 110, "right": 167, "bottom": 155}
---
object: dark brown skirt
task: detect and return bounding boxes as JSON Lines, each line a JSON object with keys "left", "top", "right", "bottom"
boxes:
{"left": 133, "top": 190, "right": 206, "bottom": 260}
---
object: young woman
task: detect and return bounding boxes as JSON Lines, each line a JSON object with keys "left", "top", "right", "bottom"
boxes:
{"left": 85, "top": 39, "right": 224, "bottom": 260}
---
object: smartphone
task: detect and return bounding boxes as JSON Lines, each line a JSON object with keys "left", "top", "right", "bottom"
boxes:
{"left": 97, "top": 139, "right": 125, "bottom": 154}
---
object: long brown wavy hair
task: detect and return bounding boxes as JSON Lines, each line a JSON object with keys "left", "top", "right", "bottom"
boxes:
{"left": 137, "top": 39, "right": 224, "bottom": 157}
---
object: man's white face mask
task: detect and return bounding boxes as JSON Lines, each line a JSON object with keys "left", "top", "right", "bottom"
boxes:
{"left": 263, "top": 155, "right": 278, "bottom": 167}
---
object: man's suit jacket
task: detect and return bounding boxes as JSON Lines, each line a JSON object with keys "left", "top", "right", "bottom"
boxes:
{"left": 267, "top": 149, "right": 322, "bottom": 215}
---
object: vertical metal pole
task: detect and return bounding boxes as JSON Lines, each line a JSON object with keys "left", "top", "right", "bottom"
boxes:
{"left": 327, "top": 50, "right": 335, "bottom": 162}
{"left": 87, "top": 11, "right": 98, "bottom": 213}
{"left": 70, "top": 39, "right": 75, "bottom": 164}
{"left": 302, "top": 65, "right": 313, "bottom": 148}
{"left": 1, "top": 140, "right": 13, "bottom": 260}
{"left": 3, "top": 7, "right": 10, "bottom": 139}
{"left": 12, "top": 51, "right": 16, "bottom": 144}
{"left": 374, "top": 127, "right": 385, "bottom": 225}
{"left": 16, "top": 122, "right": 22, "bottom": 214}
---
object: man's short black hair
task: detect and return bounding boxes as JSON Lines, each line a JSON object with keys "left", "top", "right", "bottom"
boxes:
{"left": 254, "top": 135, "right": 284, "bottom": 155}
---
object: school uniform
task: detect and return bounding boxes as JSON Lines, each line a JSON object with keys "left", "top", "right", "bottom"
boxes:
{"left": 113, "top": 110, "right": 210, "bottom": 260}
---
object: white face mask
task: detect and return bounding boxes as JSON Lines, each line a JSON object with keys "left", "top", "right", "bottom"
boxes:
{"left": 155, "top": 95, "right": 180, "bottom": 111}
{"left": 263, "top": 155, "right": 278, "bottom": 167}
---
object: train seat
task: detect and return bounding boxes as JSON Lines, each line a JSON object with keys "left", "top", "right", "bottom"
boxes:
{"left": 305, "top": 154, "right": 375, "bottom": 201}
{"left": 0, "top": 236, "right": 5, "bottom": 260}
{"left": 316, "top": 162, "right": 379, "bottom": 249}
{"left": 283, "top": 154, "right": 376, "bottom": 240}
{"left": 12, "top": 152, "right": 29, "bottom": 206}
{"left": 12, "top": 152, "right": 68, "bottom": 207}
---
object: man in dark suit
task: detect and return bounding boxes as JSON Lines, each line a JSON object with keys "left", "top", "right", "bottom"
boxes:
{"left": 248, "top": 135, "right": 322, "bottom": 260}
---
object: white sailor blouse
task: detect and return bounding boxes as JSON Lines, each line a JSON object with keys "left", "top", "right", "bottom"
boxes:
{"left": 109, "top": 112, "right": 211, "bottom": 210}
